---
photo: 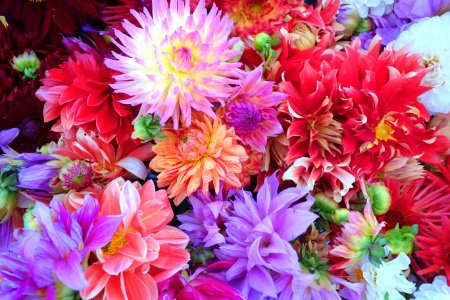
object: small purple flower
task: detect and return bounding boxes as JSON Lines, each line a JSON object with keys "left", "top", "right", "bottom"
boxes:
{"left": 15, "top": 153, "right": 59, "bottom": 192}
{"left": 0, "top": 195, "right": 122, "bottom": 298}
{"left": 215, "top": 172, "right": 318, "bottom": 298}
{"left": 224, "top": 66, "right": 284, "bottom": 152}
{"left": 178, "top": 186, "right": 232, "bottom": 248}
{"left": 59, "top": 160, "right": 94, "bottom": 191}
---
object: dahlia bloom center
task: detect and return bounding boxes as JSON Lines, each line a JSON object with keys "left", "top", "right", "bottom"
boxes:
{"left": 60, "top": 160, "right": 94, "bottom": 191}
{"left": 102, "top": 231, "right": 126, "bottom": 256}
{"left": 374, "top": 122, "right": 394, "bottom": 142}
{"left": 163, "top": 30, "right": 203, "bottom": 74}
{"left": 176, "top": 129, "right": 208, "bottom": 161}
{"left": 225, "top": 101, "right": 261, "bottom": 135}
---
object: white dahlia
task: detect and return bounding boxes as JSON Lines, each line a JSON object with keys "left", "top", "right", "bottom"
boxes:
{"left": 342, "top": 0, "right": 394, "bottom": 18}
{"left": 395, "top": 12, "right": 450, "bottom": 115}
{"left": 106, "top": 0, "right": 243, "bottom": 128}
{"left": 413, "top": 276, "right": 450, "bottom": 300}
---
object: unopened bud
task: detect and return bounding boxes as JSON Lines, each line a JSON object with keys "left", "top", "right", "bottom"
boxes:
{"left": 367, "top": 184, "right": 391, "bottom": 215}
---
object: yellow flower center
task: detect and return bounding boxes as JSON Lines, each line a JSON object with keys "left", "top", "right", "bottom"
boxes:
{"left": 374, "top": 122, "right": 394, "bottom": 142}
{"left": 102, "top": 231, "right": 125, "bottom": 256}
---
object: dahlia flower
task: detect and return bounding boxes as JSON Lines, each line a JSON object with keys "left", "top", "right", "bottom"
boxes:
{"left": 217, "top": 0, "right": 302, "bottom": 37}
{"left": 106, "top": 0, "right": 243, "bottom": 128}
{"left": 413, "top": 276, "right": 450, "bottom": 300}
{"left": 150, "top": 115, "right": 247, "bottom": 205}
{"left": 222, "top": 66, "right": 284, "bottom": 152}
{"left": 330, "top": 202, "right": 385, "bottom": 270}
{"left": 157, "top": 264, "right": 244, "bottom": 300}
{"left": 415, "top": 216, "right": 450, "bottom": 284}
{"left": 394, "top": 12, "right": 450, "bottom": 114}
{"left": 54, "top": 128, "right": 153, "bottom": 182}
{"left": 342, "top": 0, "right": 394, "bottom": 18}
{"left": 178, "top": 187, "right": 232, "bottom": 248}
{"left": 36, "top": 51, "right": 136, "bottom": 144}
{"left": 215, "top": 173, "right": 317, "bottom": 298}
{"left": 360, "top": 253, "right": 415, "bottom": 300}
{"left": 381, "top": 175, "right": 450, "bottom": 230}
{"left": 0, "top": 0, "right": 99, "bottom": 40}
{"left": 0, "top": 196, "right": 121, "bottom": 298}
{"left": 81, "top": 178, "right": 190, "bottom": 299}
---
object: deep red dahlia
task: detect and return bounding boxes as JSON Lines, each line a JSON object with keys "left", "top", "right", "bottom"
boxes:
{"left": 0, "top": 0, "right": 99, "bottom": 40}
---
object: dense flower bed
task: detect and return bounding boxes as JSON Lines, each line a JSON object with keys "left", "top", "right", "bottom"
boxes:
{"left": 0, "top": 0, "right": 449, "bottom": 299}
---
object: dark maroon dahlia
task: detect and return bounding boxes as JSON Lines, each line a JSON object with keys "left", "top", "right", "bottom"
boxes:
{"left": 0, "top": 0, "right": 99, "bottom": 40}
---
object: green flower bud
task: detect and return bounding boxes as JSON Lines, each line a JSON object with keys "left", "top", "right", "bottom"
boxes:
{"left": 332, "top": 208, "right": 349, "bottom": 226}
{"left": 314, "top": 192, "right": 339, "bottom": 213}
{"left": 385, "top": 224, "right": 418, "bottom": 255}
{"left": 11, "top": 51, "right": 41, "bottom": 80}
{"left": 368, "top": 237, "right": 388, "bottom": 266}
{"left": 354, "top": 18, "right": 373, "bottom": 35}
{"left": 254, "top": 33, "right": 272, "bottom": 54}
{"left": 23, "top": 204, "right": 42, "bottom": 231}
{"left": 131, "top": 114, "right": 166, "bottom": 142}
{"left": 0, "top": 188, "right": 16, "bottom": 223}
{"left": 367, "top": 184, "right": 391, "bottom": 215}
{"left": 0, "top": 167, "right": 18, "bottom": 223}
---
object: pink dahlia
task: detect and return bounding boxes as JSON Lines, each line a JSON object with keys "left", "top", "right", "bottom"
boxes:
{"left": 222, "top": 66, "right": 284, "bottom": 152}
{"left": 106, "top": 0, "right": 243, "bottom": 129}
{"left": 81, "top": 178, "right": 190, "bottom": 299}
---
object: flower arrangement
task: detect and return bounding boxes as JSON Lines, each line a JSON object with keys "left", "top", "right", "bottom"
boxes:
{"left": 0, "top": 0, "right": 449, "bottom": 299}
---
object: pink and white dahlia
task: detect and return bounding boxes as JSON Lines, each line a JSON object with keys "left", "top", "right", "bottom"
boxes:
{"left": 106, "top": 0, "right": 243, "bottom": 128}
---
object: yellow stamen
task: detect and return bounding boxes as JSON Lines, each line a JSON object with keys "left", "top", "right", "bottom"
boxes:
{"left": 102, "top": 231, "right": 125, "bottom": 256}
{"left": 374, "top": 122, "right": 394, "bottom": 142}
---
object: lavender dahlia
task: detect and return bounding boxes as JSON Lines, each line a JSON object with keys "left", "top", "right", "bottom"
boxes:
{"left": 106, "top": 0, "right": 243, "bottom": 128}
{"left": 0, "top": 196, "right": 122, "bottom": 299}
{"left": 223, "top": 66, "right": 284, "bottom": 152}
{"left": 215, "top": 173, "right": 318, "bottom": 298}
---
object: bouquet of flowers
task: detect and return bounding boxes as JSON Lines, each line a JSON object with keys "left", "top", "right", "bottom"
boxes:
{"left": 0, "top": 0, "right": 449, "bottom": 299}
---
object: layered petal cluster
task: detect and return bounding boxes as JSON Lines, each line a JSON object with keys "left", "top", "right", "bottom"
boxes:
{"left": 222, "top": 66, "right": 284, "bottom": 152}
{"left": 361, "top": 252, "right": 415, "bottom": 299}
{"left": 280, "top": 41, "right": 450, "bottom": 203}
{"left": 0, "top": 196, "right": 121, "bottom": 299}
{"left": 178, "top": 187, "right": 232, "bottom": 248}
{"left": 217, "top": 0, "right": 303, "bottom": 37}
{"left": 150, "top": 115, "right": 248, "bottom": 205}
{"left": 54, "top": 128, "right": 153, "bottom": 182}
{"left": 36, "top": 51, "right": 135, "bottom": 144}
{"left": 330, "top": 202, "right": 384, "bottom": 270}
{"left": 394, "top": 12, "right": 450, "bottom": 115}
{"left": 415, "top": 216, "right": 450, "bottom": 285}
{"left": 158, "top": 263, "right": 244, "bottom": 299}
{"left": 106, "top": 0, "right": 243, "bottom": 128}
{"left": 215, "top": 173, "right": 317, "bottom": 298}
{"left": 81, "top": 178, "right": 190, "bottom": 299}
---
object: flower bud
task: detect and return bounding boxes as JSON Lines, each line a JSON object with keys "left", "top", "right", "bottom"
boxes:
{"left": 354, "top": 18, "right": 373, "bottom": 35}
{"left": 332, "top": 208, "right": 349, "bottom": 226}
{"left": 337, "top": 4, "right": 361, "bottom": 39}
{"left": 132, "top": 114, "right": 165, "bottom": 142}
{"left": 289, "top": 23, "right": 316, "bottom": 51}
{"left": 385, "top": 224, "right": 418, "bottom": 255}
{"left": 0, "top": 188, "right": 17, "bottom": 223}
{"left": 314, "top": 192, "right": 338, "bottom": 213}
{"left": 11, "top": 51, "right": 41, "bottom": 80}
{"left": 254, "top": 33, "right": 272, "bottom": 54}
{"left": 23, "top": 204, "right": 41, "bottom": 231}
{"left": 367, "top": 184, "right": 391, "bottom": 215}
{"left": 0, "top": 16, "right": 7, "bottom": 27}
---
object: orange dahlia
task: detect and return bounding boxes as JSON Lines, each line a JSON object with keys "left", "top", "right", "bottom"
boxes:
{"left": 149, "top": 115, "right": 248, "bottom": 205}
